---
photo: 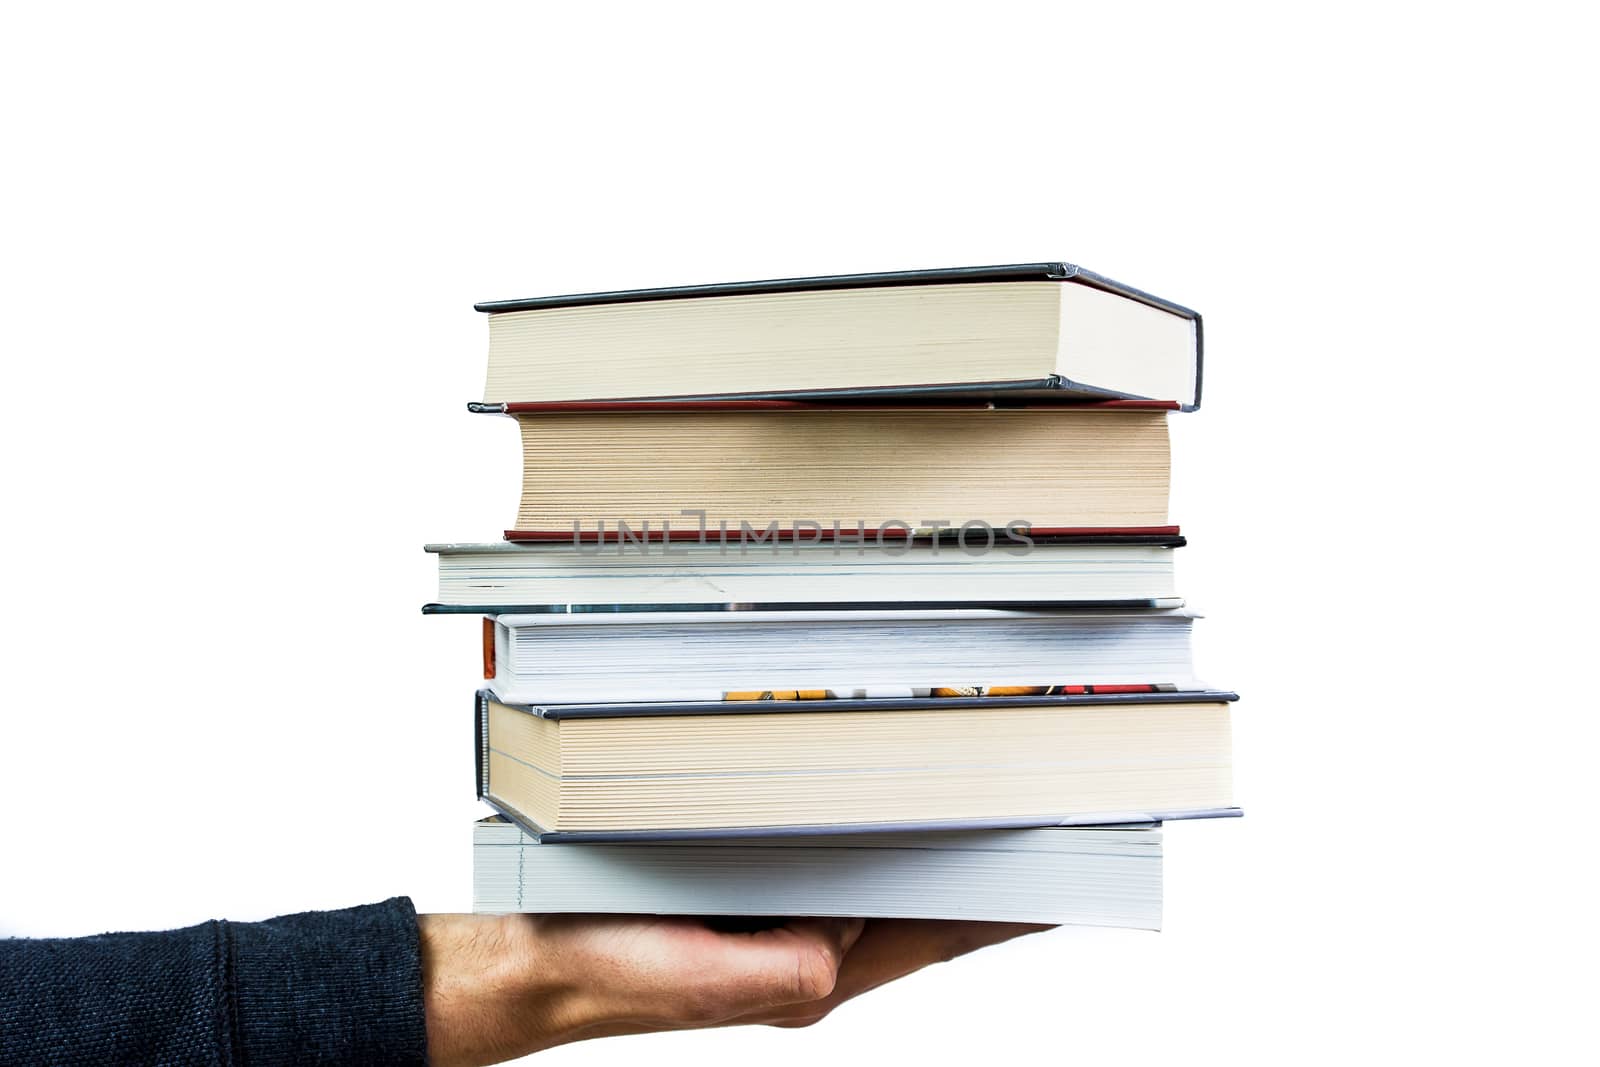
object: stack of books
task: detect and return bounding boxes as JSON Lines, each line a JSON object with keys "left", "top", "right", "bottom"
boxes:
{"left": 426, "top": 263, "right": 1238, "bottom": 931}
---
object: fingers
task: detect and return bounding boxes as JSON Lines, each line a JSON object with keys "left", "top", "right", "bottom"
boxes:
{"left": 839, "top": 919, "right": 1052, "bottom": 999}
{"left": 855, "top": 919, "right": 1051, "bottom": 973}
{"left": 747, "top": 919, "right": 1053, "bottom": 1028}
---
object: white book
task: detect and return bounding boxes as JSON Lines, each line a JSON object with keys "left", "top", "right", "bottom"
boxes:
{"left": 424, "top": 539, "right": 1182, "bottom": 612}
{"left": 487, "top": 607, "right": 1202, "bottom": 705}
{"left": 471, "top": 816, "right": 1163, "bottom": 929}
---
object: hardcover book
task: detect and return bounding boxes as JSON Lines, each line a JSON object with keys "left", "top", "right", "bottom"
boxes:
{"left": 423, "top": 537, "right": 1185, "bottom": 613}
{"left": 475, "top": 263, "right": 1202, "bottom": 409}
{"left": 475, "top": 687, "right": 1237, "bottom": 838}
{"left": 483, "top": 608, "right": 1204, "bottom": 704}
{"left": 498, "top": 405, "right": 1175, "bottom": 540}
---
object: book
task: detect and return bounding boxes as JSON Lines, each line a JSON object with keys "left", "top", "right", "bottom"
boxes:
{"left": 472, "top": 815, "right": 1164, "bottom": 928}
{"left": 484, "top": 608, "right": 1203, "bottom": 704}
{"left": 423, "top": 537, "right": 1185, "bottom": 613}
{"left": 475, "top": 687, "right": 1237, "bottom": 836}
{"left": 474, "top": 263, "right": 1202, "bottom": 409}
{"left": 501, "top": 405, "right": 1174, "bottom": 539}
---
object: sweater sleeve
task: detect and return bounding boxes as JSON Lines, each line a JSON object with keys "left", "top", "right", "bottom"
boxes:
{"left": 0, "top": 896, "right": 429, "bottom": 1066}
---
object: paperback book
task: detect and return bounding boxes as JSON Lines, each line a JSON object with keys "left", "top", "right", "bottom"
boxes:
{"left": 473, "top": 815, "right": 1164, "bottom": 928}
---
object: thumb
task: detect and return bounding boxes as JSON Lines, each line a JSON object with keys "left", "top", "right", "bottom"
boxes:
{"left": 791, "top": 915, "right": 867, "bottom": 958}
{"left": 692, "top": 917, "right": 865, "bottom": 1017}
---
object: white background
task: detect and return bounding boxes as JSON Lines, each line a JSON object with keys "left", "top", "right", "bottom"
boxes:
{"left": 2, "top": 3, "right": 1596, "bottom": 1063}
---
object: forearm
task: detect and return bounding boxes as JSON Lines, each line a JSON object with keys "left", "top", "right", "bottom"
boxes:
{"left": 0, "top": 898, "right": 427, "bottom": 1066}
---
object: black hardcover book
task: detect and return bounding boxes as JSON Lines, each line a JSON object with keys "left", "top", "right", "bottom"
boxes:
{"left": 474, "top": 262, "right": 1203, "bottom": 409}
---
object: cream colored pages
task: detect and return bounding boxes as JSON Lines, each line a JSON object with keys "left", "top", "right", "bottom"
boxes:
{"left": 552, "top": 700, "right": 1228, "bottom": 776}
{"left": 513, "top": 408, "right": 1170, "bottom": 530}
{"left": 484, "top": 282, "right": 1063, "bottom": 402}
{"left": 485, "top": 699, "right": 1231, "bottom": 832}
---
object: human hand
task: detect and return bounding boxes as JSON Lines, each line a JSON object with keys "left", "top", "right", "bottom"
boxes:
{"left": 420, "top": 913, "right": 1049, "bottom": 1065}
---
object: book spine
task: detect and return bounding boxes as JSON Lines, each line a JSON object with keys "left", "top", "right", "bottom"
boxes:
{"left": 474, "top": 690, "right": 489, "bottom": 800}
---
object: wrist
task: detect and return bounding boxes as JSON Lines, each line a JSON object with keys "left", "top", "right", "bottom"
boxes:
{"left": 419, "top": 913, "right": 598, "bottom": 1067}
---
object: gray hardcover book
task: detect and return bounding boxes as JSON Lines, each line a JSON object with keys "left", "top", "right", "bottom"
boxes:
{"left": 471, "top": 815, "right": 1164, "bottom": 929}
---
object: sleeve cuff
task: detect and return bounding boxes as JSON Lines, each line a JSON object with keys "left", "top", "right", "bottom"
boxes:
{"left": 225, "top": 896, "right": 428, "bottom": 1065}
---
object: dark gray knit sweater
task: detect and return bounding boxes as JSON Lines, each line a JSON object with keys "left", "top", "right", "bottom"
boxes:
{"left": 0, "top": 897, "right": 428, "bottom": 1065}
